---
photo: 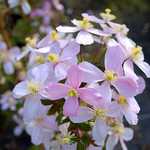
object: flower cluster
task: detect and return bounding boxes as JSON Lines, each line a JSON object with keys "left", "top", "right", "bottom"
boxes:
{"left": 11, "top": 8, "right": 150, "bottom": 150}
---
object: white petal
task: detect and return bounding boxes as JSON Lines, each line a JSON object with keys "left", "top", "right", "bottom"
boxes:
{"left": 21, "top": 1, "right": 31, "bottom": 15}
{"left": 56, "top": 25, "right": 79, "bottom": 33}
{"left": 123, "top": 128, "right": 133, "bottom": 141}
{"left": 135, "top": 61, "right": 150, "bottom": 78}
{"left": 13, "top": 81, "right": 29, "bottom": 98}
{"left": 76, "top": 31, "right": 94, "bottom": 45}
{"left": 106, "top": 135, "right": 118, "bottom": 150}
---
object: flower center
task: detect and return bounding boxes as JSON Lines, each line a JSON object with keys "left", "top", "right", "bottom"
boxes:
{"left": 131, "top": 46, "right": 142, "bottom": 60}
{"left": 112, "top": 124, "right": 125, "bottom": 135}
{"left": 105, "top": 70, "right": 117, "bottom": 81}
{"left": 47, "top": 53, "right": 59, "bottom": 63}
{"left": 36, "top": 117, "right": 44, "bottom": 124}
{"left": 79, "top": 17, "right": 93, "bottom": 29}
{"left": 100, "top": 8, "right": 116, "bottom": 21}
{"left": 68, "top": 89, "right": 78, "bottom": 97}
{"left": 35, "top": 55, "right": 45, "bottom": 64}
{"left": 118, "top": 96, "right": 128, "bottom": 105}
{"left": 27, "top": 81, "right": 40, "bottom": 94}
{"left": 25, "top": 37, "right": 36, "bottom": 47}
{"left": 94, "top": 108, "right": 106, "bottom": 119}
{"left": 50, "top": 30, "right": 59, "bottom": 41}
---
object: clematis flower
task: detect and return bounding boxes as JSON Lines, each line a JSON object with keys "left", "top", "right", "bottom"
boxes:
{"left": 43, "top": 65, "right": 102, "bottom": 116}
{"left": 23, "top": 98, "right": 57, "bottom": 148}
{"left": 49, "top": 123, "right": 77, "bottom": 150}
{"left": 13, "top": 64, "right": 54, "bottom": 98}
{"left": 57, "top": 16, "right": 109, "bottom": 45}
{"left": 106, "top": 123, "right": 133, "bottom": 150}
{"left": 0, "top": 41, "right": 21, "bottom": 75}
{"left": 79, "top": 44, "right": 138, "bottom": 97}
{"left": 117, "top": 37, "right": 150, "bottom": 77}
{"left": 112, "top": 92, "right": 140, "bottom": 125}
{"left": 13, "top": 109, "right": 25, "bottom": 136}
{"left": 8, "top": 0, "right": 31, "bottom": 15}
{"left": 34, "top": 40, "right": 80, "bottom": 80}
{"left": 0, "top": 91, "right": 18, "bottom": 111}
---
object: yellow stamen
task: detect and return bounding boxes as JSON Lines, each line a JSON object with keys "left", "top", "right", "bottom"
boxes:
{"left": 100, "top": 8, "right": 116, "bottom": 21}
{"left": 47, "top": 53, "right": 59, "bottom": 63}
{"left": 112, "top": 123, "right": 125, "bottom": 135}
{"left": 50, "top": 30, "right": 59, "bottom": 41}
{"left": 68, "top": 89, "right": 78, "bottom": 97}
{"left": 131, "top": 46, "right": 142, "bottom": 60}
{"left": 79, "top": 17, "right": 93, "bottom": 29}
{"left": 35, "top": 55, "right": 45, "bottom": 64}
{"left": 105, "top": 70, "right": 117, "bottom": 81}
{"left": 118, "top": 95, "right": 128, "bottom": 105}
{"left": 27, "top": 81, "right": 40, "bottom": 94}
{"left": 94, "top": 108, "right": 106, "bottom": 119}
{"left": 25, "top": 37, "right": 36, "bottom": 47}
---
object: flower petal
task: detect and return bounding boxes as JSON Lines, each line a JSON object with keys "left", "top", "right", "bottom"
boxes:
{"left": 67, "top": 65, "right": 83, "bottom": 88}
{"left": 105, "top": 45, "right": 125, "bottom": 75}
{"left": 76, "top": 31, "right": 94, "bottom": 45}
{"left": 122, "top": 128, "right": 133, "bottom": 141}
{"left": 79, "top": 87, "right": 102, "bottom": 106}
{"left": 13, "top": 81, "right": 29, "bottom": 98}
{"left": 106, "top": 135, "right": 118, "bottom": 150}
{"left": 79, "top": 61, "right": 104, "bottom": 83}
{"left": 135, "top": 61, "right": 150, "bottom": 78}
{"left": 44, "top": 83, "right": 69, "bottom": 100}
{"left": 60, "top": 41, "right": 80, "bottom": 60}
{"left": 70, "top": 106, "right": 93, "bottom": 123}
{"left": 92, "top": 119, "right": 108, "bottom": 146}
{"left": 63, "top": 97, "right": 79, "bottom": 117}
{"left": 113, "top": 77, "right": 138, "bottom": 97}
{"left": 56, "top": 25, "right": 79, "bottom": 33}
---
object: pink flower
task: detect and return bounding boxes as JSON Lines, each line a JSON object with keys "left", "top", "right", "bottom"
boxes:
{"left": 43, "top": 65, "right": 102, "bottom": 116}
{"left": 79, "top": 44, "right": 138, "bottom": 97}
{"left": 36, "top": 40, "right": 80, "bottom": 80}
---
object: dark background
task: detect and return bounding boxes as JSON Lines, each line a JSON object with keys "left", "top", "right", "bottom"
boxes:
{"left": 0, "top": 0, "right": 150, "bottom": 149}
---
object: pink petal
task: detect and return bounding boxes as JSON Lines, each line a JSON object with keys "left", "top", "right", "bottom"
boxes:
{"left": 79, "top": 61, "right": 104, "bottom": 83}
{"left": 60, "top": 41, "right": 80, "bottom": 60}
{"left": 79, "top": 87, "right": 102, "bottom": 106}
{"left": 67, "top": 65, "right": 82, "bottom": 88}
{"left": 113, "top": 77, "right": 138, "bottom": 97}
{"left": 63, "top": 97, "right": 79, "bottom": 116}
{"left": 76, "top": 31, "right": 94, "bottom": 45}
{"left": 87, "top": 28, "right": 109, "bottom": 36}
{"left": 70, "top": 106, "right": 93, "bottom": 123}
{"left": 98, "top": 81, "right": 112, "bottom": 102}
{"left": 44, "top": 83, "right": 69, "bottom": 100}
{"left": 128, "top": 97, "right": 140, "bottom": 113}
{"left": 105, "top": 45, "right": 125, "bottom": 75}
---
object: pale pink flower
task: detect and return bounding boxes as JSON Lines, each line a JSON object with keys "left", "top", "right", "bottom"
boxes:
{"left": 13, "top": 64, "right": 54, "bottom": 98}
{"left": 79, "top": 44, "right": 138, "bottom": 97}
{"left": 43, "top": 65, "right": 102, "bottom": 116}
{"left": 23, "top": 98, "right": 57, "bottom": 147}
